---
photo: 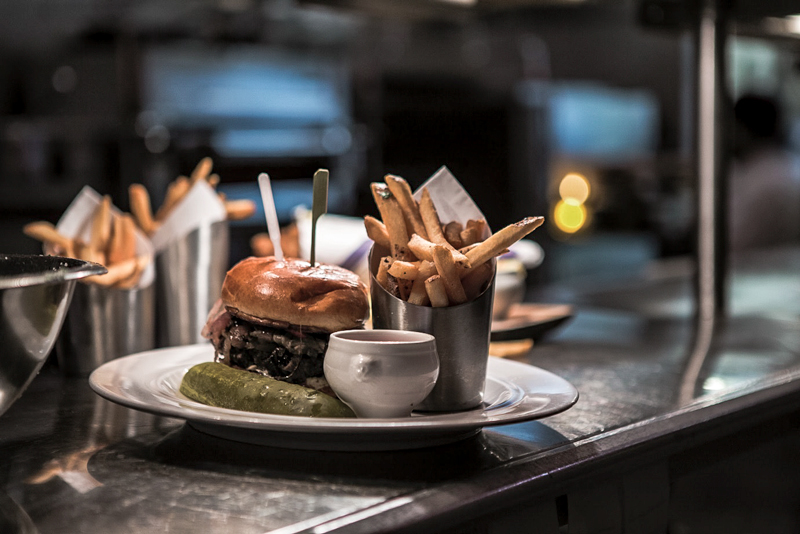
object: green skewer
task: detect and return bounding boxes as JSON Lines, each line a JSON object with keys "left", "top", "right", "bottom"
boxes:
{"left": 310, "top": 168, "right": 329, "bottom": 266}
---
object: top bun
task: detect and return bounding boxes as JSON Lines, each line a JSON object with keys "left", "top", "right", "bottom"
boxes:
{"left": 221, "top": 256, "right": 369, "bottom": 333}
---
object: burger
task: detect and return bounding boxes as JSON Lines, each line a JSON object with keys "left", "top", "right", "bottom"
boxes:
{"left": 201, "top": 256, "right": 369, "bottom": 395}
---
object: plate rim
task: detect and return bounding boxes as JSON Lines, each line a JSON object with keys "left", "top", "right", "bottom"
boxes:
{"left": 89, "top": 343, "right": 578, "bottom": 435}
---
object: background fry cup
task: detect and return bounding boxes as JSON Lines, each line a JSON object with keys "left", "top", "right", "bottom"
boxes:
{"left": 56, "top": 281, "right": 155, "bottom": 377}
{"left": 47, "top": 189, "right": 156, "bottom": 376}
{"left": 155, "top": 219, "right": 229, "bottom": 347}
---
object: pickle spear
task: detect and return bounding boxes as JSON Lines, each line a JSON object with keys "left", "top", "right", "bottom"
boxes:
{"left": 180, "top": 362, "right": 355, "bottom": 418}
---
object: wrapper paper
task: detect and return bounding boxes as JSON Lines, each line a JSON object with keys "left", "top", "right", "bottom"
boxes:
{"left": 150, "top": 180, "right": 227, "bottom": 253}
{"left": 413, "top": 166, "right": 491, "bottom": 235}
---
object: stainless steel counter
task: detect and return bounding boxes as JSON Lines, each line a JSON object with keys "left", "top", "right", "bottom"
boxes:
{"left": 2, "top": 247, "right": 800, "bottom": 534}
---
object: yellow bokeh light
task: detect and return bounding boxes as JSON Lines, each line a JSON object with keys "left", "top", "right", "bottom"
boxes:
{"left": 553, "top": 199, "right": 587, "bottom": 233}
{"left": 558, "top": 173, "right": 590, "bottom": 204}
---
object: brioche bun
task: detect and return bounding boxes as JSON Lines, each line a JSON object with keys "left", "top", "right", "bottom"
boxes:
{"left": 220, "top": 256, "right": 369, "bottom": 333}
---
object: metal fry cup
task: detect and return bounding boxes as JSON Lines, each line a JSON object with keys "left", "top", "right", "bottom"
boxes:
{"left": 56, "top": 282, "right": 155, "bottom": 377}
{"left": 155, "top": 220, "right": 229, "bottom": 347}
{"left": 369, "top": 246, "right": 495, "bottom": 412}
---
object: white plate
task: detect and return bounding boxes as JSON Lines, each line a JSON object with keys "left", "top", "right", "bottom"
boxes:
{"left": 89, "top": 344, "right": 579, "bottom": 451}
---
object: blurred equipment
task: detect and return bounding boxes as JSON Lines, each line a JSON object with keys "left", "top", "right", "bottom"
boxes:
{"left": 140, "top": 45, "right": 359, "bottom": 214}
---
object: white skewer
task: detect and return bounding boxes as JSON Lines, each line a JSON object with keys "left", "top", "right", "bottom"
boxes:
{"left": 258, "top": 173, "right": 283, "bottom": 260}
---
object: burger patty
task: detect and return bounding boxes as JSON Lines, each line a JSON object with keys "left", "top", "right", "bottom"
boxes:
{"left": 211, "top": 315, "right": 329, "bottom": 386}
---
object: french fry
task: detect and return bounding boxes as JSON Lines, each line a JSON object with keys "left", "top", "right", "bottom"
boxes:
{"left": 460, "top": 219, "right": 486, "bottom": 247}
{"left": 490, "top": 339, "right": 534, "bottom": 359}
{"left": 90, "top": 195, "right": 112, "bottom": 252}
{"left": 465, "top": 217, "right": 544, "bottom": 267}
{"left": 251, "top": 224, "right": 301, "bottom": 258}
{"left": 250, "top": 233, "right": 273, "bottom": 257}
{"left": 387, "top": 276, "right": 403, "bottom": 299}
{"left": 424, "top": 275, "right": 449, "bottom": 308}
{"left": 459, "top": 226, "right": 479, "bottom": 248}
{"left": 398, "top": 278, "right": 411, "bottom": 300}
{"left": 407, "top": 287, "right": 429, "bottom": 307}
{"left": 281, "top": 223, "right": 300, "bottom": 259}
{"left": 207, "top": 174, "right": 220, "bottom": 188}
{"left": 461, "top": 260, "right": 494, "bottom": 301}
{"left": 106, "top": 213, "right": 137, "bottom": 265}
{"left": 225, "top": 199, "right": 257, "bottom": 220}
{"left": 406, "top": 233, "right": 434, "bottom": 261}
{"left": 129, "top": 184, "right": 158, "bottom": 235}
{"left": 364, "top": 216, "right": 390, "bottom": 250}
{"left": 62, "top": 241, "right": 76, "bottom": 259}
{"left": 385, "top": 174, "right": 428, "bottom": 240}
{"left": 376, "top": 255, "right": 393, "bottom": 293}
{"left": 443, "top": 221, "right": 464, "bottom": 249}
{"left": 377, "top": 255, "right": 409, "bottom": 299}
{"left": 419, "top": 188, "right": 448, "bottom": 247}
{"left": 23, "top": 221, "right": 74, "bottom": 253}
{"left": 73, "top": 239, "right": 105, "bottom": 266}
{"left": 115, "top": 254, "right": 150, "bottom": 290}
{"left": 468, "top": 219, "right": 487, "bottom": 238}
{"left": 432, "top": 245, "right": 467, "bottom": 305}
{"left": 458, "top": 243, "right": 477, "bottom": 255}
{"left": 190, "top": 157, "right": 213, "bottom": 184}
{"left": 408, "top": 260, "right": 436, "bottom": 306}
{"left": 371, "top": 183, "right": 410, "bottom": 260}
{"left": 388, "top": 260, "right": 419, "bottom": 281}
{"left": 88, "top": 256, "right": 142, "bottom": 287}
{"left": 407, "top": 233, "right": 469, "bottom": 268}
{"left": 155, "top": 176, "right": 190, "bottom": 221}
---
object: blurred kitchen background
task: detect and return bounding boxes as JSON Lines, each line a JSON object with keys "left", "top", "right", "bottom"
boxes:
{"left": 1, "top": 0, "right": 799, "bottom": 288}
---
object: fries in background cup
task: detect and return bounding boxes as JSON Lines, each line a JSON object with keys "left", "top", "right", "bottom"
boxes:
{"left": 23, "top": 195, "right": 153, "bottom": 290}
{"left": 250, "top": 223, "right": 301, "bottom": 259}
{"left": 364, "top": 173, "right": 543, "bottom": 308}
{"left": 128, "top": 157, "right": 257, "bottom": 238}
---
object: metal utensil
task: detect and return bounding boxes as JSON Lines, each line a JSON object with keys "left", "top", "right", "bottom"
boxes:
{"left": 0, "top": 254, "right": 105, "bottom": 415}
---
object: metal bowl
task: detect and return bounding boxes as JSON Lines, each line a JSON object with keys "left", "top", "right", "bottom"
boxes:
{"left": 0, "top": 254, "right": 106, "bottom": 416}
{"left": 492, "top": 258, "right": 527, "bottom": 320}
